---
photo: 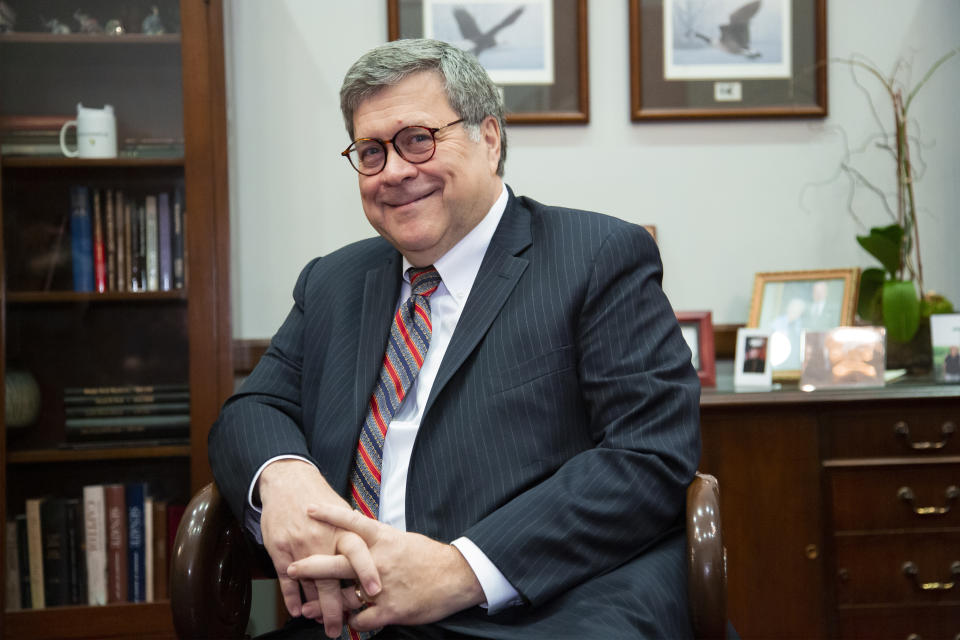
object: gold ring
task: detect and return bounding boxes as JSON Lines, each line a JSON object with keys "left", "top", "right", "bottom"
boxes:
{"left": 355, "top": 584, "right": 370, "bottom": 605}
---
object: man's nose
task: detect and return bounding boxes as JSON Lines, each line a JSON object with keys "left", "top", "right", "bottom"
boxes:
{"left": 380, "top": 144, "right": 417, "bottom": 182}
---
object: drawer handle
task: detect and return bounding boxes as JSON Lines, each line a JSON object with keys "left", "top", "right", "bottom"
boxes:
{"left": 897, "top": 485, "right": 960, "bottom": 515}
{"left": 894, "top": 421, "right": 956, "bottom": 450}
{"left": 901, "top": 560, "right": 960, "bottom": 591}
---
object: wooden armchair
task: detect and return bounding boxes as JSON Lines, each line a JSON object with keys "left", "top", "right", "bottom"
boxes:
{"left": 170, "top": 473, "right": 726, "bottom": 639}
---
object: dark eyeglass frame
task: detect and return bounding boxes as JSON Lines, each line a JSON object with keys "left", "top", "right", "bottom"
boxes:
{"left": 341, "top": 119, "right": 464, "bottom": 176}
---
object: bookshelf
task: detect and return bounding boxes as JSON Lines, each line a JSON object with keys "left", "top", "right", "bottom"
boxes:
{"left": 0, "top": 1, "right": 232, "bottom": 638}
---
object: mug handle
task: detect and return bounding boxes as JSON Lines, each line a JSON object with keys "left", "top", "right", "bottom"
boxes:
{"left": 60, "top": 120, "right": 79, "bottom": 157}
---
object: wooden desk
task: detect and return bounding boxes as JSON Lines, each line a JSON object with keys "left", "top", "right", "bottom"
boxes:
{"left": 700, "top": 363, "right": 960, "bottom": 639}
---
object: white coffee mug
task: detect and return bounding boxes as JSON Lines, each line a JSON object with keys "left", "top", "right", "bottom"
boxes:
{"left": 60, "top": 103, "right": 118, "bottom": 158}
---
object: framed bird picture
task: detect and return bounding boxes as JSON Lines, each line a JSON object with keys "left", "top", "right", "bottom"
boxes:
{"left": 387, "top": 0, "right": 589, "bottom": 124}
{"left": 628, "top": 0, "right": 827, "bottom": 120}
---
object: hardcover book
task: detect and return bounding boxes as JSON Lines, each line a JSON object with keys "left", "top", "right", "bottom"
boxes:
{"left": 5, "top": 520, "right": 20, "bottom": 611}
{"left": 158, "top": 192, "right": 173, "bottom": 291}
{"left": 92, "top": 189, "right": 107, "bottom": 293}
{"left": 40, "top": 498, "right": 70, "bottom": 606}
{"left": 69, "top": 186, "right": 94, "bottom": 292}
{"left": 145, "top": 195, "right": 159, "bottom": 291}
{"left": 104, "top": 484, "right": 127, "bottom": 603}
{"left": 83, "top": 485, "right": 108, "bottom": 605}
{"left": 172, "top": 186, "right": 185, "bottom": 289}
{"left": 15, "top": 515, "right": 31, "bottom": 609}
{"left": 25, "top": 498, "right": 45, "bottom": 609}
{"left": 115, "top": 190, "right": 127, "bottom": 293}
{"left": 105, "top": 188, "right": 116, "bottom": 291}
{"left": 126, "top": 483, "right": 148, "bottom": 603}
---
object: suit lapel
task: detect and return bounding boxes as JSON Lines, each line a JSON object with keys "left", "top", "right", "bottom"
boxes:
{"left": 354, "top": 254, "right": 403, "bottom": 430}
{"left": 425, "top": 193, "right": 532, "bottom": 414}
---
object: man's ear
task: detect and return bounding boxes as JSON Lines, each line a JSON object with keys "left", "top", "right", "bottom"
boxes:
{"left": 480, "top": 115, "right": 501, "bottom": 173}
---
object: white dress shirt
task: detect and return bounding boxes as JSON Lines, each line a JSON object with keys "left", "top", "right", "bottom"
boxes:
{"left": 249, "top": 184, "right": 521, "bottom": 612}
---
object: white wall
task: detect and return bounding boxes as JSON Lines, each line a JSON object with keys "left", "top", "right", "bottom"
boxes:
{"left": 224, "top": 0, "right": 959, "bottom": 339}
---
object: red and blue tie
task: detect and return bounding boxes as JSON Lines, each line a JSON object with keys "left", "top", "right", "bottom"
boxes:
{"left": 349, "top": 265, "right": 442, "bottom": 519}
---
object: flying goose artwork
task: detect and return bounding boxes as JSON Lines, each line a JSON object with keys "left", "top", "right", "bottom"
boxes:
{"left": 691, "top": 0, "right": 763, "bottom": 59}
{"left": 453, "top": 6, "right": 525, "bottom": 56}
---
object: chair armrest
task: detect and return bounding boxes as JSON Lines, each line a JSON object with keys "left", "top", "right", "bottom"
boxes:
{"left": 171, "top": 482, "right": 253, "bottom": 640}
{"left": 687, "top": 472, "right": 727, "bottom": 640}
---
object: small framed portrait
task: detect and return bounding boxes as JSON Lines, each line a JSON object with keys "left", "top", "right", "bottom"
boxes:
{"left": 734, "top": 328, "right": 773, "bottom": 390}
{"left": 930, "top": 313, "right": 960, "bottom": 384}
{"left": 748, "top": 268, "right": 860, "bottom": 380}
{"left": 676, "top": 311, "right": 716, "bottom": 387}
{"left": 800, "top": 327, "right": 886, "bottom": 391}
{"left": 388, "top": 0, "right": 589, "bottom": 123}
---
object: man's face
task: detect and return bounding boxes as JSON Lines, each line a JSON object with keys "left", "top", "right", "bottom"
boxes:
{"left": 352, "top": 71, "right": 502, "bottom": 266}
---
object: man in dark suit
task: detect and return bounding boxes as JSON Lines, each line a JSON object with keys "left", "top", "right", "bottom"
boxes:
{"left": 209, "top": 38, "right": 700, "bottom": 639}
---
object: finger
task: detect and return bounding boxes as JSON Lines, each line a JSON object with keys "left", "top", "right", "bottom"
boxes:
{"left": 288, "top": 554, "right": 359, "bottom": 581}
{"left": 307, "top": 503, "right": 379, "bottom": 541}
{"left": 340, "top": 584, "right": 366, "bottom": 610}
{"left": 347, "top": 605, "right": 387, "bottom": 633}
{"left": 276, "top": 575, "right": 303, "bottom": 618}
{"left": 315, "top": 579, "right": 346, "bottom": 638}
{"left": 337, "top": 531, "right": 381, "bottom": 596}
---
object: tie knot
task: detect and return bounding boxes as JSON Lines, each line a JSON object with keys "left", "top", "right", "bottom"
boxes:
{"left": 408, "top": 266, "right": 442, "bottom": 298}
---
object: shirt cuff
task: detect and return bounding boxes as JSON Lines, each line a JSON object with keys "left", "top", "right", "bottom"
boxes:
{"left": 244, "top": 454, "right": 316, "bottom": 544}
{"left": 451, "top": 537, "right": 523, "bottom": 614}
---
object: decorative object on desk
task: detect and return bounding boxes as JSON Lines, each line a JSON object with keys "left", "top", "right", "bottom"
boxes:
{"left": 799, "top": 326, "right": 886, "bottom": 391}
{"left": 930, "top": 313, "right": 960, "bottom": 384}
{"left": 733, "top": 328, "right": 772, "bottom": 390}
{"left": 628, "top": 0, "right": 826, "bottom": 120}
{"left": 41, "top": 17, "right": 71, "bottom": 34}
{"left": 676, "top": 311, "right": 716, "bottom": 387}
{"left": 141, "top": 5, "right": 165, "bottom": 35}
{"left": 810, "top": 49, "right": 958, "bottom": 351}
{"left": 73, "top": 10, "right": 102, "bottom": 34}
{"left": 388, "top": 0, "right": 589, "bottom": 124}
{"left": 104, "top": 19, "right": 124, "bottom": 36}
{"left": 5, "top": 368, "right": 41, "bottom": 429}
{"left": 59, "top": 103, "right": 118, "bottom": 159}
{"left": 748, "top": 268, "right": 859, "bottom": 380}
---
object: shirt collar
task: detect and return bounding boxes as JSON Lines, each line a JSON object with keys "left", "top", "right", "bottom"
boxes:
{"left": 402, "top": 183, "right": 508, "bottom": 307}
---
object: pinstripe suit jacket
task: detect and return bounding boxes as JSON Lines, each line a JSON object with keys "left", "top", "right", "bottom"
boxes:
{"left": 209, "top": 188, "right": 701, "bottom": 637}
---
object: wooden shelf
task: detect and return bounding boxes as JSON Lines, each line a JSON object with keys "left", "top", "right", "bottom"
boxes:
{"left": 4, "top": 602, "right": 175, "bottom": 640}
{"left": 1, "top": 157, "right": 184, "bottom": 169}
{"left": 7, "top": 445, "right": 191, "bottom": 464}
{"left": 0, "top": 33, "right": 180, "bottom": 45}
{"left": 6, "top": 290, "right": 186, "bottom": 304}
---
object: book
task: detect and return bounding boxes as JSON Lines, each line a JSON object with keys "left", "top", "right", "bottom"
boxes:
{"left": 136, "top": 202, "right": 147, "bottom": 291}
{"left": 145, "top": 195, "right": 159, "bottom": 291}
{"left": 124, "top": 200, "right": 135, "bottom": 291}
{"left": 172, "top": 186, "right": 185, "bottom": 289}
{"left": 126, "top": 483, "right": 148, "bottom": 603}
{"left": 158, "top": 192, "right": 173, "bottom": 291}
{"left": 65, "top": 499, "right": 86, "bottom": 605}
{"left": 65, "top": 402, "right": 191, "bottom": 418}
{"left": 5, "top": 520, "right": 20, "bottom": 611}
{"left": 64, "top": 415, "right": 191, "bottom": 443}
{"left": 69, "top": 186, "right": 94, "bottom": 292}
{"left": 15, "top": 515, "right": 31, "bottom": 609}
{"left": 115, "top": 190, "right": 126, "bottom": 292}
{"left": 83, "top": 485, "right": 108, "bottom": 605}
{"left": 105, "top": 188, "right": 116, "bottom": 291}
{"left": 63, "top": 392, "right": 191, "bottom": 407}
{"left": 104, "top": 484, "right": 127, "bottom": 603}
{"left": 64, "top": 383, "right": 190, "bottom": 396}
{"left": 25, "top": 498, "right": 45, "bottom": 609}
{"left": 152, "top": 500, "right": 168, "bottom": 599}
{"left": 144, "top": 497, "right": 154, "bottom": 602}
{"left": 40, "top": 498, "right": 70, "bottom": 606}
{"left": 92, "top": 189, "right": 106, "bottom": 293}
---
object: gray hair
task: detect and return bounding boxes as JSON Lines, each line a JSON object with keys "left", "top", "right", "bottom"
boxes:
{"left": 340, "top": 38, "right": 507, "bottom": 176}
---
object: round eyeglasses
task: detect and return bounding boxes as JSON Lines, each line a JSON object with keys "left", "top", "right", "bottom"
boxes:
{"left": 341, "top": 119, "right": 464, "bottom": 176}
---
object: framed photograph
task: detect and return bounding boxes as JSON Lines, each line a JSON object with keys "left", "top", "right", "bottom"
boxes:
{"left": 676, "top": 311, "right": 716, "bottom": 387}
{"left": 734, "top": 328, "right": 773, "bottom": 390}
{"left": 387, "top": 0, "right": 589, "bottom": 123}
{"left": 800, "top": 327, "right": 886, "bottom": 391}
{"left": 930, "top": 313, "right": 960, "bottom": 384}
{"left": 748, "top": 268, "right": 860, "bottom": 380}
{"left": 628, "top": 0, "right": 827, "bottom": 120}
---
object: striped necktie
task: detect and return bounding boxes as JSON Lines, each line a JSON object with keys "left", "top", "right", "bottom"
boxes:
{"left": 349, "top": 265, "right": 442, "bottom": 519}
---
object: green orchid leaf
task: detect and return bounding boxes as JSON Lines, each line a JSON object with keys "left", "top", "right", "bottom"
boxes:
{"left": 882, "top": 279, "right": 921, "bottom": 342}
{"left": 857, "top": 268, "right": 885, "bottom": 322}
{"left": 856, "top": 224, "right": 904, "bottom": 276}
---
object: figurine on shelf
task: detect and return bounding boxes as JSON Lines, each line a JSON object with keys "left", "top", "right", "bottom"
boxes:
{"left": 0, "top": 1, "right": 16, "bottom": 33}
{"left": 141, "top": 5, "right": 164, "bottom": 35}
{"left": 73, "top": 9, "right": 102, "bottom": 34}
{"left": 105, "top": 18, "right": 124, "bottom": 36}
{"left": 42, "top": 17, "right": 72, "bottom": 34}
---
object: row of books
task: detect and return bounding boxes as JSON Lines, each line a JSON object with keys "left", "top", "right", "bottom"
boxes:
{"left": 4, "top": 484, "right": 186, "bottom": 610}
{"left": 70, "top": 186, "right": 186, "bottom": 294}
{"left": 0, "top": 115, "right": 184, "bottom": 159}
{"left": 64, "top": 383, "right": 190, "bottom": 443}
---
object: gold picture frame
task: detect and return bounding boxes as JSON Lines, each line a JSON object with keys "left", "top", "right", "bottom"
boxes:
{"left": 747, "top": 268, "right": 860, "bottom": 380}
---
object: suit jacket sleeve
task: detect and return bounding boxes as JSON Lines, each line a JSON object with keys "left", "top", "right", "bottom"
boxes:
{"left": 461, "top": 222, "right": 701, "bottom": 607}
{"left": 208, "top": 257, "right": 322, "bottom": 521}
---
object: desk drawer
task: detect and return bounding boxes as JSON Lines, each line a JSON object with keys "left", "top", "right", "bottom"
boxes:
{"left": 835, "top": 532, "right": 960, "bottom": 605}
{"left": 837, "top": 604, "right": 960, "bottom": 640}
{"left": 824, "top": 405, "right": 959, "bottom": 459}
{"left": 831, "top": 464, "right": 960, "bottom": 532}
